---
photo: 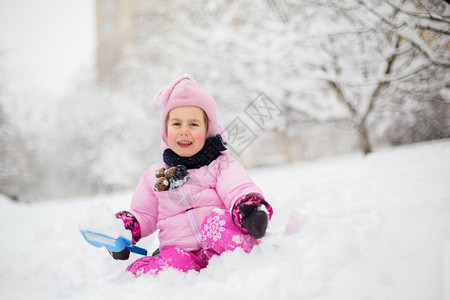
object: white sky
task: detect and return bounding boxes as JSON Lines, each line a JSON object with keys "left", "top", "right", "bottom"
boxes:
{"left": 0, "top": 0, "right": 95, "bottom": 96}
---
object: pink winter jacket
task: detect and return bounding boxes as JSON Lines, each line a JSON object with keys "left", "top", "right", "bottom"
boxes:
{"left": 129, "top": 154, "right": 263, "bottom": 252}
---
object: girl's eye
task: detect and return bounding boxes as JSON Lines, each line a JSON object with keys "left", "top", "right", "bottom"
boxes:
{"left": 190, "top": 123, "right": 199, "bottom": 127}
{"left": 172, "top": 122, "right": 181, "bottom": 126}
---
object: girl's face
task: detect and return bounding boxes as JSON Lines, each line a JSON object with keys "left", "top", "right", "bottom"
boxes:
{"left": 166, "top": 106, "right": 207, "bottom": 157}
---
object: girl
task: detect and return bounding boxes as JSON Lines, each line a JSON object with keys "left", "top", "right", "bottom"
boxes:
{"left": 112, "top": 75, "right": 273, "bottom": 276}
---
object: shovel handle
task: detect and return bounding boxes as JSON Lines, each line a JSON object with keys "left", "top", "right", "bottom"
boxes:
{"left": 126, "top": 245, "right": 148, "bottom": 256}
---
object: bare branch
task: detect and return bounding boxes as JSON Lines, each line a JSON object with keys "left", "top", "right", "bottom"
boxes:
{"left": 415, "top": 24, "right": 450, "bottom": 35}
{"left": 357, "top": 0, "right": 405, "bottom": 29}
{"left": 327, "top": 80, "right": 358, "bottom": 116}
{"left": 359, "top": 0, "right": 450, "bottom": 67}
{"left": 361, "top": 35, "right": 402, "bottom": 123}
{"left": 381, "top": 61, "right": 433, "bottom": 82}
{"left": 397, "top": 27, "right": 450, "bottom": 67}
{"left": 383, "top": 0, "right": 450, "bottom": 24}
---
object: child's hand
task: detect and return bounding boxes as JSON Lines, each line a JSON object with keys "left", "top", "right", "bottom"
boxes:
{"left": 240, "top": 204, "right": 268, "bottom": 239}
{"left": 108, "top": 211, "right": 142, "bottom": 260}
{"left": 232, "top": 193, "right": 273, "bottom": 239}
{"left": 109, "top": 248, "right": 130, "bottom": 260}
{"left": 115, "top": 211, "right": 142, "bottom": 244}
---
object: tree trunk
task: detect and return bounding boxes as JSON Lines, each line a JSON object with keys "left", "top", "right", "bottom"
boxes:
{"left": 357, "top": 121, "right": 372, "bottom": 155}
{"left": 281, "top": 129, "right": 296, "bottom": 163}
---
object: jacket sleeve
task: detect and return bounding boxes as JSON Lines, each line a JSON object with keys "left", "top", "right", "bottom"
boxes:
{"left": 214, "top": 154, "right": 263, "bottom": 211}
{"left": 128, "top": 166, "right": 159, "bottom": 238}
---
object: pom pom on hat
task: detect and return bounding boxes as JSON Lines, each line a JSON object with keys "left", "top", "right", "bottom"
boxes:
{"left": 154, "top": 75, "right": 191, "bottom": 107}
{"left": 155, "top": 74, "right": 221, "bottom": 151}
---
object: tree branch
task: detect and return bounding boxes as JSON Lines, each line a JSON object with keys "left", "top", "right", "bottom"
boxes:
{"left": 359, "top": 0, "right": 450, "bottom": 67}
{"left": 397, "top": 27, "right": 450, "bottom": 67}
{"left": 327, "top": 80, "right": 358, "bottom": 116}
{"left": 416, "top": 24, "right": 450, "bottom": 35}
{"left": 361, "top": 35, "right": 402, "bottom": 123}
{"left": 383, "top": 0, "right": 450, "bottom": 24}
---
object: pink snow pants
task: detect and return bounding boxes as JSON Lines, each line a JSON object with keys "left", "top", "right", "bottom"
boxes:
{"left": 126, "top": 208, "right": 259, "bottom": 277}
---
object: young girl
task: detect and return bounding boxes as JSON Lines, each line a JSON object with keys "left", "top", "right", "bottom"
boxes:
{"left": 112, "top": 75, "right": 273, "bottom": 276}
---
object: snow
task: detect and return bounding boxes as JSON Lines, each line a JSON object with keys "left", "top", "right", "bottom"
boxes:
{"left": 1, "top": 139, "right": 450, "bottom": 300}
{"left": 78, "top": 202, "right": 132, "bottom": 241}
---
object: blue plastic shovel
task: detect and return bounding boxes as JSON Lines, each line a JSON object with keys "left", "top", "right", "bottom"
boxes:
{"left": 80, "top": 230, "right": 147, "bottom": 256}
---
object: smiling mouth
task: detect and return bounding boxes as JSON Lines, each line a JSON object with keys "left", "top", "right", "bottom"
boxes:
{"left": 177, "top": 141, "right": 193, "bottom": 147}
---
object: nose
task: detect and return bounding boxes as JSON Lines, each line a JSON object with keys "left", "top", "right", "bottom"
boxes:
{"left": 179, "top": 124, "right": 189, "bottom": 135}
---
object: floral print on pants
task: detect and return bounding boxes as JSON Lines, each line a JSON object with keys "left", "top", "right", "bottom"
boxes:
{"left": 126, "top": 208, "right": 259, "bottom": 277}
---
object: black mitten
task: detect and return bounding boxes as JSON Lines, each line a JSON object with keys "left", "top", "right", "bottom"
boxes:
{"left": 109, "top": 248, "right": 130, "bottom": 260}
{"left": 232, "top": 193, "right": 273, "bottom": 239}
{"left": 240, "top": 204, "right": 268, "bottom": 239}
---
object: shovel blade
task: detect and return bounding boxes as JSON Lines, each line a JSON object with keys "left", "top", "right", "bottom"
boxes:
{"left": 81, "top": 230, "right": 126, "bottom": 252}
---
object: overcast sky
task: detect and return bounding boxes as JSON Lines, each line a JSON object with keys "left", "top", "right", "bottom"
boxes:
{"left": 0, "top": 0, "right": 95, "bottom": 96}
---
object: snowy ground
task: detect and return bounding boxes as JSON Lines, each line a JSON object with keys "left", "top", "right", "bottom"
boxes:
{"left": 1, "top": 139, "right": 449, "bottom": 300}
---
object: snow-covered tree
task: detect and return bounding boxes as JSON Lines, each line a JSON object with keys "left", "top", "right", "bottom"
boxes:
{"left": 280, "top": 0, "right": 450, "bottom": 154}
{"left": 33, "top": 82, "right": 161, "bottom": 198}
{"left": 182, "top": 0, "right": 450, "bottom": 156}
{"left": 0, "top": 68, "right": 38, "bottom": 200}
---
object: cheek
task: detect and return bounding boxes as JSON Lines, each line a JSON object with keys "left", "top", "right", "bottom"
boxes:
{"left": 192, "top": 131, "right": 206, "bottom": 146}
{"left": 167, "top": 128, "right": 177, "bottom": 144}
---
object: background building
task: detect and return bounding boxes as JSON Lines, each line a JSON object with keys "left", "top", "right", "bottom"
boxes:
{"left": 96, "top": 0, "right": 179, "bottom": 85}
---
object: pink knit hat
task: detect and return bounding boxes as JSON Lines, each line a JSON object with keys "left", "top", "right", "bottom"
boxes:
{"left": 154, "top": 74, "right": 222, "bottom": 151}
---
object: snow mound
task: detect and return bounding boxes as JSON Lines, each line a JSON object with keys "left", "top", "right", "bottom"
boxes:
{"left": 78, "top": 201, "right": 132, "bottom": 240}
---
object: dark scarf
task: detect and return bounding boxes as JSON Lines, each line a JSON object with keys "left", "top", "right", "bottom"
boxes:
{"left": 163, "top": 134, "right": 228, "bottom": 169}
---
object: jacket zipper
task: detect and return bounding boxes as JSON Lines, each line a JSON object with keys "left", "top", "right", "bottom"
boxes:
{"left": 177, "top": 187, "right": 202, "bottom": 245}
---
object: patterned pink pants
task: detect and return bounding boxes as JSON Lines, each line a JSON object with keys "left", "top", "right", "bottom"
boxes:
{"left": 126, "top": 208, "right": 259, "bottom": 277}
